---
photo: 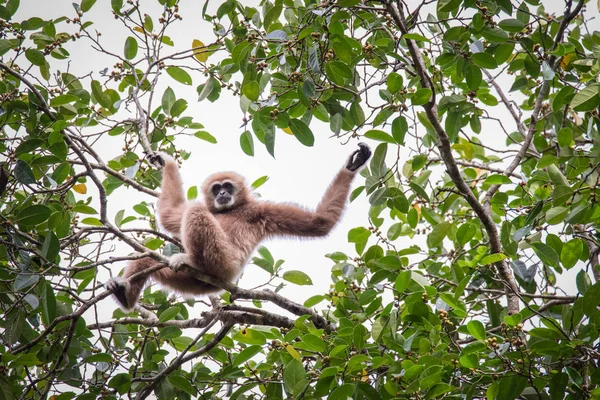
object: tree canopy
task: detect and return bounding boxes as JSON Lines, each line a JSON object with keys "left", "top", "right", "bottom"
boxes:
{"left": 0, "top": 0, "right": 599, "bottom": 399}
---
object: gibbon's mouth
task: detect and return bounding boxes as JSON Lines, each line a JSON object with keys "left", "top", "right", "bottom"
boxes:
{"left": 216, "top": 194, "right": 233, "bottom": 206}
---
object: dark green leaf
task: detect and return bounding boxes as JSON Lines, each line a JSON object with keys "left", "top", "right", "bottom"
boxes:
{"left": 16, "top": 205, "right": 51, "bottom": 226}
{"left": 289, "top": 119, "right": 314, "bottom": 147}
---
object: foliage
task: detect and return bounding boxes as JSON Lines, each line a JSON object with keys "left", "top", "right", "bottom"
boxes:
{"left": 0, "top": 0, "right": 599, "bottom": 399}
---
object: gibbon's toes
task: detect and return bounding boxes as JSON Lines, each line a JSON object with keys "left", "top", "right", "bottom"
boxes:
{"left": 147, "top": 152, "right": 169, "bottom": 169}
{"left": 169, "top": 253, "right": 191, "bottom": 272}
{"left": 105, "top": 277, "right": 130, "bottom": 309}
{"left": 346, "top": 142, "right": 372, "bottom": 171}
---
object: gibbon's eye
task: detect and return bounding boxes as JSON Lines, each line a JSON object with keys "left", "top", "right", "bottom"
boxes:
{"left": 211, "top": 184, "right": 221, "bottom": 196}
{"left": 222, "top": 182, "right": 234, "bottom": 193}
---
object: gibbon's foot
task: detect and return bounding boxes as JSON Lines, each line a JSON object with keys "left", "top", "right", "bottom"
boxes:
{"left": 346, "top": 142, "right": 371, "bottom": 172}
{"left": 105, "top": 277, "right": 130, "bottom": 309}
{"left": 149, "top": 151, "right": 179, "bottom": 169}
{"left": 169, "top": 253, "right": 192, "bottom": 272}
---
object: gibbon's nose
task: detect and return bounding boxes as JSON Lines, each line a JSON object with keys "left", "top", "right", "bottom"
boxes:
{"left": 219, "top": 191, "right": 228, "bottom": 196}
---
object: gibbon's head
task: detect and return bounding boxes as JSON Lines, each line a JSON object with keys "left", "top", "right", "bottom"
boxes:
{"left": 202, "top": 172, "right": 250, "bottom": 213}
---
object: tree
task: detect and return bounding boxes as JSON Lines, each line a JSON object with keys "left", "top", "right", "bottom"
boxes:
{"left": 0, "top": 0, "right": 599, "bottom": 398}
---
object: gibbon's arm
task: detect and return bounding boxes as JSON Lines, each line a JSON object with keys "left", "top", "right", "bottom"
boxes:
{"left": 156, "top": 155, "right": 187, "bottom": 235}
{"left": 261, "top": 143, "right": 371, "bottom": 238}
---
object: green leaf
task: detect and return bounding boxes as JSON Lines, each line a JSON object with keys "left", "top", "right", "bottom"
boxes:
{"left": 159, "top": 306, "right": 180, "bottom": 322}
{"left": 571, "top": 83, "right": 600, "bottom": 111}
{"left": 439, "top": 292, "right": 467, "bottom": 316}
{"left": 471, "top": 52, "right": 498, "bottom": 69}
{"left": 386, "top": 72, "right": 403, "bottom": 93}
{"left": 41, "top": 282, "right": 56, "bottom": 325}
{"left": 394, "top": 270, "right": 411, "bottom": 293}
{"left": 467, "top": 320, "right": 486, "bottom": 340}
{"left": 81, "top": 0, "right": 97, "bottom": 12}
{"left": 348, "top": 227, "right": 371, "bottom": 243}
{"left": 251, "top": 175, "right": 269, "bottom": 189}
{"left": 15, "top": 160, "right": 36, "bottom": 184}
{"left": 531, "top": 242, "right": 560, "bottom": 269}
{"left": 161, "top": 87, "right": 176, "bottom": 115}
{"left": 465, "top": 64, "right": 482, "bottom": 90}
{"left": 402, "top": 33, "right": 431, "bottom": 42}
{"left": 25, "top": 49, "right": 46, "bottom": 66}
{"left": 283, "top": 359, "right": 307, "bottom": 397}
{"left": 243, "top": 81, "right": 260, "bottom": 101}
{"left": 91, "top": 80, "right": 111, "bottom": 108}
{"left": 16, "top": 205, "right": 51, "bottom": 226}
{"left": 480, "top": 253, "right": 507, "bottom": 265}
{"left": 194, "top": 131, "right": 217, "bottom": 143}
{"left": 498, "top": 18, "right": 525, "bottom": 32}
{"left": 412, "top": 88, "right": 432, "bottom": 106}
{"left": 166, "top": 66, "right": 192, "bottom": 85}
{"left": 167, "top": 375, "right": 195, "bottom": 396}
{"left": 160, "top": 326, "right": 182, "bottom": 339}
{"left": 484, "top": 174, "right": 512, "bottom": 185}
{"left": 124, "top": 36, "right": 138, "bottom": 59}
{"left": 391, "top": 116, "right": 408, "bottom": 145}
{"left": 170, "top": 99, "right": 187, "bottom": 117}
{"left": 364, "top": 129, "right": 395, "bottom": 143}
{"left": 545, "top": 206, "right": 568, "bottom": 225}
{"left": 427, "top": 222, "right": 451, "bottom": 248}
{"left": 240, "top": 131, "right": 254, "bottom": 156}
{"left": 325, "top": 61, "right": 353, "bottom": 85}
{"left": 561, "top": 239, "right": 583, "bottom": 270}
{"left": 108, "top": 373, "right": 131, "bottom": 395}
{"left": 233, "top": 345, "right": 262, "bottom": 367}
{"left": 289, "top": 119, "right": 314, "bottom": 147}
{"left": 81, "top": 217, "right": 103, "bottom": 226}
{"left": 282, "top": 270, "right": 313, "bottom": 286}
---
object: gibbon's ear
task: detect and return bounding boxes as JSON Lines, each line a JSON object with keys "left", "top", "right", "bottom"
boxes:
{"left": 346, "top": 143, "right": 371, "bottom": 172}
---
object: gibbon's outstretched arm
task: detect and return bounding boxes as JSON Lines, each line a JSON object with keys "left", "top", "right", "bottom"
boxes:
{"left": 154, "top": 154, "right": 187, "bottom": 235}
{"left": 261, "top": 143, "right": 371, "bottom": 237}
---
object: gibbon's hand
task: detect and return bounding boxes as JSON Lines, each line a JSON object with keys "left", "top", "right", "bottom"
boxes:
{"left": 346, "top": 143, "right": 371, "bottom": 172}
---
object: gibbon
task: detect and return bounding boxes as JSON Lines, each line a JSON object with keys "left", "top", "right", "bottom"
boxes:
{"left": 105, "top": 143, "right": 371, "bottom": 309}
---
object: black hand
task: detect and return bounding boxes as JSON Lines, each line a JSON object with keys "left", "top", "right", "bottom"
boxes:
{"left": 346, "top": 143, "right": 371, "bottom": 172}
{"left": 148, "top": 152, "right": 165, "bottom": 169}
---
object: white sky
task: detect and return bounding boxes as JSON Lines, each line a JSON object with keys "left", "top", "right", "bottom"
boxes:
{"left": 12, "top": 0, "right": 598, "bottom": 318}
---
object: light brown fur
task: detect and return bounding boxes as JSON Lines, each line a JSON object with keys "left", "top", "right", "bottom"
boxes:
{"left": 108, "top": 145, "right": 369, "bottom": 310}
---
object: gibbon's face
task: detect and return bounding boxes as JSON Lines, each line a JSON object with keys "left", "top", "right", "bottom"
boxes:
{"left": 203, "top": 172, "right": 248, "bottom": 212}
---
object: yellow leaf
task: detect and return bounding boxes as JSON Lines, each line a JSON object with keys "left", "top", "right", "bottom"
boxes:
{"left": 133, "top": 26, "right": 145, "bottom": 35}
{"left": 284, "top": 344, "right": 301, "bottom": 361}
{"left": 73, "top": 183, "right": 87, "bottom": 194}
{"left": 412, "top": 202, "right": 421, "bottom": 220}
{"left": 361, "top": 369, "right": 369, "bottom": 382}
{"left": 192, "top": 39, "right": 209, "bottom": 62}
{"left": 560, "top": 53, "right": 576, "bottom": 70}
{"left": 282, "top": 127, "right": 293, "bottom": 135}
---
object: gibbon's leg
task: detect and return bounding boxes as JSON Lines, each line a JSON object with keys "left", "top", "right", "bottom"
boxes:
{"left": 106, "top": 257, "right": 221, "bottom": 310}
{"left": 105, "top": 257, "right": 157, "bottom": 310}
{"left": 154, "top": 154, "right": 187, "bottom": 236}
{"left": 174, "top": 203, "right": 241, "bottom": 282}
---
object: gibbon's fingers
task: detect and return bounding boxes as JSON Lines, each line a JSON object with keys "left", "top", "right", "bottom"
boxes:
{"left": 346, "top": 142, "right": 372, "bottom": 171}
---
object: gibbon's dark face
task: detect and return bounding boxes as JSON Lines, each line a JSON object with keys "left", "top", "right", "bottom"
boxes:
{"left": 203, "top": 171, "right": 249, "bottom": 213}
{"left": 211, "top": 181, "right": 235, "bottom": 208}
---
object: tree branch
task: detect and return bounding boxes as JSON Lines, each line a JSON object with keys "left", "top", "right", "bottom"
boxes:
{"left": 385, "top": 0, "right": 521, "bottom": 313}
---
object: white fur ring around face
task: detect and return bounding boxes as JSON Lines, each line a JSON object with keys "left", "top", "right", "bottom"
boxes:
{"left": 169, "top": 253, "right": 192, "bottom": 272}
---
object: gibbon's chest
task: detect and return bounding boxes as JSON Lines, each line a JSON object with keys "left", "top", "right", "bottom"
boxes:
{"left": 214, "top": 211, "right": 265, "bottom": 249}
